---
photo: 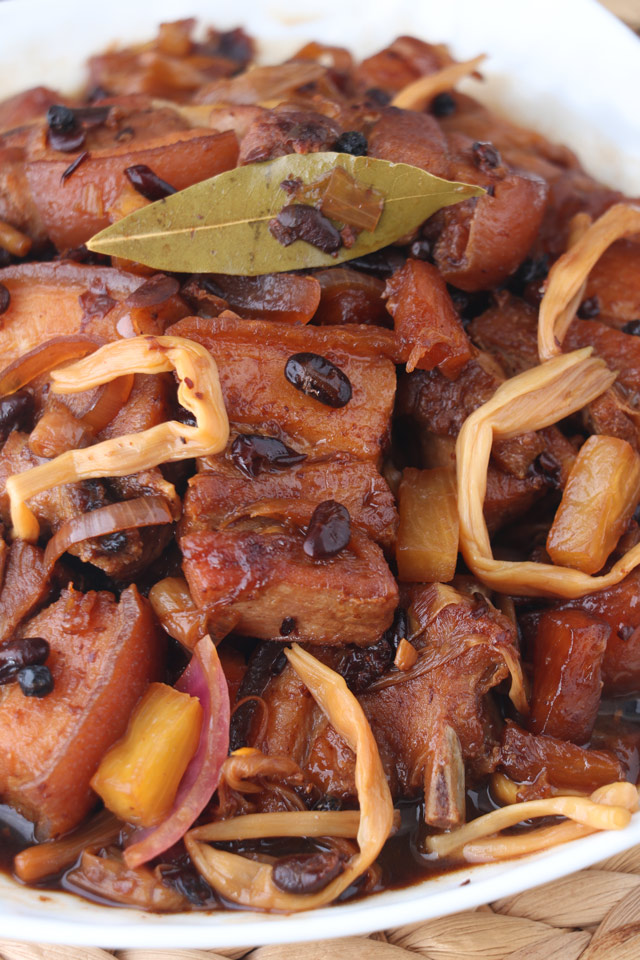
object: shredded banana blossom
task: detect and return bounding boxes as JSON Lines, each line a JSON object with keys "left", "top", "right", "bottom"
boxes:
{"left": 426, "top": 781, "right": 638, "bottom": 862}
{"left": 7, "top": 335, "right": 229, "bottom": 541}
{"left": 538, "top": 203, "right": 640, "bottom": 362}
{"left": 453, "top": 347, "right": 640, "bottom": 597}
{"left": 185, "top": 644, "right": 394, "bottom": 912}
{"left": 191, "top": 810, "right": 371, "bottom": 843}
{"left": 391, "top": 55, "right": 486, "bottom": 111}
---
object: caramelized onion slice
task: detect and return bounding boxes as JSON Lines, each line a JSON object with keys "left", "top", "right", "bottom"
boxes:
{"left": 44, "top": 495, "right": 174, "bottom": 572}
{"left": 198, "top": 62, "right": 326, "bottom": 106}
{"left": 391, "top": 55, "right": 486, "bottom": 111}
{"left": 185, "top": 644, "right": 394, "bottom": 912}
{"left": 453, "top": 347, "right": 640, "bottom": 598}
{"left": 81, "top": 373, "right": 135, "bottom": 431}
{"left": 0, "top": 336, "right": 98, "bottom": 397}
{"left": 538, "top": 203, "right": 640, "bottom": 362}
{"left": 148, "top": 576, "right": 208, "bottom": 650}
{"left": 0, "top": 219, "right": 32, "bottom": 257}
{"left": 426, "top": 781, "right": 637, "bottom": 860}
{"left": 6, "top": 335, "right": 229, "bottom": 541}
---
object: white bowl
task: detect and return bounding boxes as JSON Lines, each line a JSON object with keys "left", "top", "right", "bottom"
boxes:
{"left": 1, "top": 0, "right": 639, "bottom": 948}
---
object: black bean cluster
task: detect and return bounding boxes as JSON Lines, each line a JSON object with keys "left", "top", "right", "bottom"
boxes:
{"left": 0, "top": 638, "right": 53, "bottom": 698}
{"left": 333, "top": 130, "right": 368, "bottom": 156}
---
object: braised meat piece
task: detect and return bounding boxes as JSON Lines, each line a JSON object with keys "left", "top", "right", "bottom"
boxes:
{"left": 238, "top": 107, "right": 340, "bottom": 165}
{"left": 0, "top": 585, "right": 162, "bottom": 838}
{"left": 0, "top": 540, "right": 51, "bottom": 643}
{"left": 313, "top": 268, "right": 388, "bottom": 327}
{"left": 0, "top": 262, "right": 188, "bottom": 367}
{"left": 0, "top": 99, "right": 239, "bottom": 250}
{"left": 181, "top": 524, "right": 398, "bottom": 646}
{"left": 467, "top": 294, "right": 540, "bottom": 376}
{"left": 383, "top": 258, "right": 472, "bottom": 378}
{"left": 437, "top": 92, "right": 579, "bottom": 181}
{"left": 168, "top": 313, "right": 397, "bottom": 461}
{"left": 249, "top": 583, "right": 517, "bottom": 828}
{"left": 353, "top": 36, "right": 451, "bottom": 95}
{"left": 0, "top": 432, "right": 176, "bottom": 579}
{"left": 500, "top": 721, "right": 624, "bottom": 795}
{"left": 521, "top": 568, "right": 640, "bottom": 697}
{"left": 583, "top": 239, "right": 640, "bottom": 326}
{"left": 86, "top": 20, "right": 248, "bottom": 99}
{"left": 368, "top": 107, "right": 450, "bottom": 180}
{"left": 427, "top": 135, "right": 549, "bottom": 292}
{"left": 183, "top": 456, "right": 398, "bottom": 551}
{"left": 396, "top": 355, "right": 552, "bottom": 529}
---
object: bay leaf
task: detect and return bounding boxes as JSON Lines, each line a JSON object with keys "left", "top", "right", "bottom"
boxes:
{"left": 86, "top": 152, "right": 484, "bottom": 275}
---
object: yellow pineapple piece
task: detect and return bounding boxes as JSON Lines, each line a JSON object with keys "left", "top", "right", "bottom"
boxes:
{"left": 91, "top": 682, "right": 202, "bottom": 827}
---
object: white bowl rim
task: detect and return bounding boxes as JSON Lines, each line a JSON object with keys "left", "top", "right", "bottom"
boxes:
{"left": 1, "top": 0, "right": 640, "bottom": 948}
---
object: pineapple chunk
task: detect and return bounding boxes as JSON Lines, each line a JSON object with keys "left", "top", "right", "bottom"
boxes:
{"left": 396, "top": 467, "right": 459, "bottom": 582}
{"left": 547, "top": 435, "right": 640, "bottom": 574}
{"left": 91, "top": 683, "right": 203, "bottom": 827}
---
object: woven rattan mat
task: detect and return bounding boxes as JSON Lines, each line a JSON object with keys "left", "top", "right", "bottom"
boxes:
{"left": 3, "top": 844, "right": 640, "bottom": 960}
{"left": 1, "top": 4, "right": 637, "bottom": 960}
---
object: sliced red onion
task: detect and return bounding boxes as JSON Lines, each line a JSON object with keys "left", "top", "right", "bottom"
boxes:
{"left": 0, "top": 335, "right": 97, "bottom": 397}
{"left": 123, "top": 635, "right": 230, "bottom": 869}
{"left": 44, "top": 495, "right": 173, "bottom": 572}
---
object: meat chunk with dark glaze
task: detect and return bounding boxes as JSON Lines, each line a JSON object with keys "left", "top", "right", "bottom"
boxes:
{"left": 368, "top": 107, "right": 449, "bottom": 180}
{"left": 395, "top": 354, "right": 554, "bottom": 529}
{"left": 1, "top": 97, "right": 239, "bottom": 249}
{"left": 183, "top": 455, "right": 398, "bottom": 551}
{"left": 0, "top": 540, "right": 51, "bottom": 643}
{"left": 0, "top": 585, "right": 162, "bottom": 838}
{"left": 168, "top": 313, "right": 397, "bottom": 462}
{"left": 246, "top": 583, "right": 517, "bottom": 828}
{"left": 0, "top": 262, "right": 188, "bottom": 368}
{"left": 0, "top": 432, "right": 177, "bottom": 579}
{"left": 521, "top": 568, "right": 640, "bottom": 697}
{"left": 238, "top": 107, "right": 340, "bottom": 165}
{"left": 181, "top": 524, "right": 398, "bottom": 646}
{"left": 426, "top": 136, "right": 548, "bottom": 292}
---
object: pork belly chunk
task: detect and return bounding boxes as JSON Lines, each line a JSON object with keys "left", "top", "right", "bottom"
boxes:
{"left": 183, "top": 456, "right": 398, "bottom": 551}
{"left": 167, "top": 313, "right": 397, "bottom": 461}
{"left": 0, "top": 540, "right": 51, "bottom": 643}
{"left": 0, "top": 261, "right": 189, "bottom": 367}
{"left": 244, "top": 583, "right": 516, "bottom": 828}
{"left": 0, "top": 586, "right": 162, "bottom": 838}
{"left": 181, "top": 525, "right": 398, "bottom": 646}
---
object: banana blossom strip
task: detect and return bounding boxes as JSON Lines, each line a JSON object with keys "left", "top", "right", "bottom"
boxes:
{"left": 426, "top": 781, "right": 638, "bottom": 861}
{"left": 190, "top": 810, "right": 397, "bottom": 843}
{"left": 538, "top": 203, "right": 640, "bottom": 362}
{"left": 391, "top": 55, "right": 486, "bottom": 111}
{"left": 185, "top": 644, "right": 394, "bottom": 912}
{"left": 7, "top": 335, "right": 229, "bottom": 541}
{"left": 453, "top": 347, "right": 640, "bottom": 597}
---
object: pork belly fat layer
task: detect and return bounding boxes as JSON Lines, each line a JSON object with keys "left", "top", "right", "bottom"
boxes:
{"left": 182, "top": 457, "right": 398, "bottom": 550}
{"left": 167, "top": 314, "right": 397, "bottom": 461}
{"left": 0, "top": 586, "right": 162, "bottom": 839}
{"left": 181, "top": 527, "right": 398, "bottom": 645}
